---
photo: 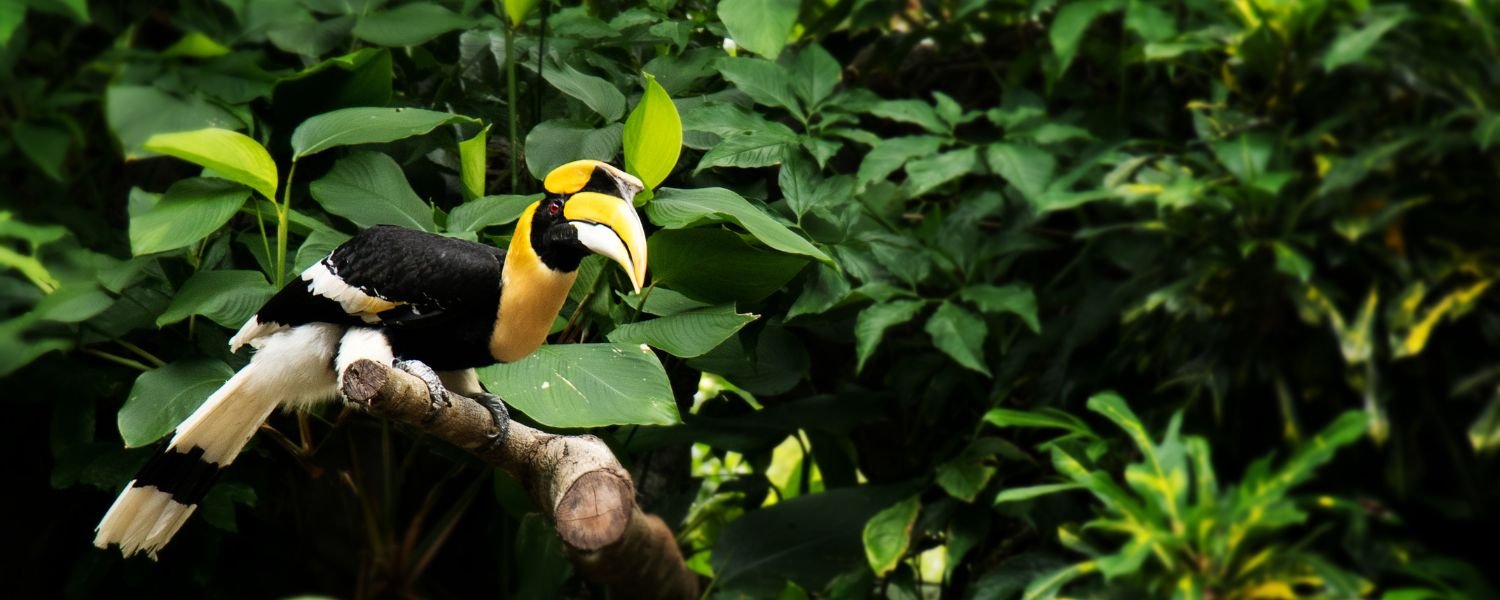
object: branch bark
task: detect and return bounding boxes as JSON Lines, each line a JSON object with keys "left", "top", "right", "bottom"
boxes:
{"left": 339, "top": 359, "right": 699, "bottom": 599}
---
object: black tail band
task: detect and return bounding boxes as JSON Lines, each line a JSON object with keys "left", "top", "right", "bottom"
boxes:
{"left": 132, "top": 446, "right": 221, "bottom": 506}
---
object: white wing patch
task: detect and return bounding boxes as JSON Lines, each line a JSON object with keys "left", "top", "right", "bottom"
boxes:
{"left": 304, "top": 260, "right": 401, "bottom": 322}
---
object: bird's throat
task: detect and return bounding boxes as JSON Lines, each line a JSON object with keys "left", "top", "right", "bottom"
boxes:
{"left": 490, "top": 214, "right": 578, "bottom": 363}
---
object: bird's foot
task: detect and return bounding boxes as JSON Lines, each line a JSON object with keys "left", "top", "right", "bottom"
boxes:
{"left": 471, "top": 392, "right": 510, "bottom": 452}
{"left": 394, "top": 359, "right": 450, "bottom": 424}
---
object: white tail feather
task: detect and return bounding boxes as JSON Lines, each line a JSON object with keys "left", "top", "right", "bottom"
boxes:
{"left": 95, "top": 324, "right": 344, "bottom": 558}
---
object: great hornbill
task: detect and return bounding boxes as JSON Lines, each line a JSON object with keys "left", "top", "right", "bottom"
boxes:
{"left": 94, "top": 159, "right": 648, "bottom": 559}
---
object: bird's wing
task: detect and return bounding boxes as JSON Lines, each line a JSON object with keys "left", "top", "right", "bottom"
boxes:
{"left": 254, "top": 226, "right": 505, "bottom": 331}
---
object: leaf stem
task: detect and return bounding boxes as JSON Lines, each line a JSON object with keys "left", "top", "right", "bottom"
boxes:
{"left": 82, "top": 348, "right": 152, "bottom": 371}
{"left": 504, "top": 23, "right": 520, "bottom": 193}
{"left": 116, "top": 338, "right": 167, "bottom": 368}
{"left": 276, "top": 162, "right": 298, "bottom": 289}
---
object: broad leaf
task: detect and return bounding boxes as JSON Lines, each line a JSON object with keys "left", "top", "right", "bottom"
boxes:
{"left": 106, "top": 85, "right": 242, "bottom": 158}
{"left": 606, "top": 304, "right": 758, "bottom": 358}
{"left": 648, "top": 187, "right": 830, "bottom": 262}
{"left": 524, "top": 120, "right": 623, "bottom": 180}
{"left": 906, "top": 147, "right": 979, "bottom": 197}
{"left": 1323, "top": 11, "right": 1409, "bottom": 72}
{"left": 937, "top": 458, "right": 997, "bottom": 503}
{"left": 542, "top": 59, "right": 627, "bottom": 121}
{"left": 987, "top": 143, "right": 1056, "bottom": 203}
{"left": 352, "top": 2, "right": 471, "bottom": 47}
{"left": 502, "top": 0, "right": 539, "bottom": 26}
{"left": 157, "top": 270, "right": 276, "bottom": 329}
{"left": 448, "top": 194, "right": 539, "bottom": 232}
{"left": 309, "top": 152, "right": 437, "bottom": 231}
{"left": 119, "top": 359, "right": 235, "bottom": 447}
{"left": 925, "top": 301, "right": 991, "bottom": 376}
{"left": 291, "top": 107, "right": 479, "bottom": 160}
{"left": 129, "top": 178, "right": 250, "bottom": 256}
{"left": 863, "top": 495, "right": 920, "bottom": 576}
{"left": 858, "top": 135, "right": 946, "bottom": 185}
{"left": 961, "top": 284, "right": 1040, "bottom": 332}
{"left": 476, "top": 343, "right": 680, "bottom": 428}
{"left": 787, "top": 43, "right": 841, "bottom": 107}
{"left": 1051, "top": 0, "right": 1120, "bottom": 78}
{"left": 855, "top": 299, "right": 925, "bottom": 373}
{"left": 458, "top": 124, "right": 490, "bottom": 199}
{"left": 868, "top": 99, "right": 948, "bottom": 135}
{"left": 622, "top": 72, "right": 683, "bottom": 191}
{"left": 648, "top": 228, "right": 808, "bottom": 304}
{"left": 144, "top": 128, "right": 278, "bottom": 201}
{"left": 718, "top": 0, "right": 799, "bottom": 60}
{"left": 695, "top": 129, "right": 796, "bottom": 171}
{"left": 716, "top": 57, "right": 804, "bottom": 120}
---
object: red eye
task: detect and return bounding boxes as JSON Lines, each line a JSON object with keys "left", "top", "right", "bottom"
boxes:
{"left": 548, "top": 203, "right": 561, "bottom": 216}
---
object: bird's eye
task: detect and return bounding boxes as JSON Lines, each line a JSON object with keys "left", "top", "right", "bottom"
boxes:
{"left": 548, "top": 202, "right": 561, "bottom": 216}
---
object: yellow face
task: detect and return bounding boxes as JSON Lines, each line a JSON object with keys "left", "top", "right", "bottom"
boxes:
{"left": 543, "top": 160, "right": 645, "bottom": 199}
{"left": 533, "top": 161, "right": 649, "bottom": 293}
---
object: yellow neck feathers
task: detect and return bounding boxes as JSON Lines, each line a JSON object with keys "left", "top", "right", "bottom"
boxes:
{"left": 489, "top": 203, "right": 578, "bottom": 363}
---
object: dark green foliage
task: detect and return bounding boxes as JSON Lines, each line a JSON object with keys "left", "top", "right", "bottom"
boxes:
{"left": 4, "top": 0, "right": 1500, "bottom": 598}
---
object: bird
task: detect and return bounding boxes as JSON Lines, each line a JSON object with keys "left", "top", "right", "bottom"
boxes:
{"left": 94, "top": 159, "right": 648, "bottom": 559}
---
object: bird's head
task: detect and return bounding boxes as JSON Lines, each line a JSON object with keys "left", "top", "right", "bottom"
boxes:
{"left": 525, "top": 160, "right": 648, "bottom": 292}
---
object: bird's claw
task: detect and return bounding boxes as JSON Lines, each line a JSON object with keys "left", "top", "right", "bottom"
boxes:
{"left": 472, "top": 392, "right": 510, "bottom": 452}
{"left": 394, "top": 359, "right": 450, "bottom": 424}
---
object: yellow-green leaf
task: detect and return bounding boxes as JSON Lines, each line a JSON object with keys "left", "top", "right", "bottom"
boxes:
{"left": 623, "top": 72, "right": 683, "bottom": 192}
{"left": 459, "top": 124, "right": 490, "bottom": 199}
{"left": 862, "top": 495, "right": 920, "bottom": 576}
{"left": 144, "top": 128, "right": 279, "bottom": 200}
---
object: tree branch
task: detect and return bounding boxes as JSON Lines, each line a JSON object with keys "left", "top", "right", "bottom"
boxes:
{"left": 339, "top": 359, "right": 699, "bottom": 599}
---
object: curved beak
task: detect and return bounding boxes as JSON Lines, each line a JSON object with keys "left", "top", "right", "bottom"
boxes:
{"left": 563, "top": 192, "right": 648, "bottom": 293}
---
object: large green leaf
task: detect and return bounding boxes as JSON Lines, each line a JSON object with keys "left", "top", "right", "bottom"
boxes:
{"left": 863, "top": 495, "right": 921, "bottom": 576}
{"left": 157, "top": 270, "right": 276, "bottom": 329}
{"left": 622, "top": 72, "right": 682, "bottom": 191}
{"left": 716, "top": 57, "right": 804, "bottom": 120}
{"left": 106, "top": 85, "right": 242, "bottom": 158}
{"left": 129, "top": 178, "right": 251, "bottom": 256}
{"left": 854, "top": 299, "right": 925, "bottom": 373}
{"left": 858, "top": 135, "right": 946, "bottom": 185}
{"left": 352, "top": 2, "right": 471, "bottom": 47}
{"left": 787, "top": 44, "right": 841, "bottom": 108}
{"left": 458, "top": 124, "right": 490, "bottom": 199}
{"left": 905, "top": 147, "right": 979, "bottom": 197}
{"left": 717, "top": 0, "right": 799, "bottom": 60}
{"left": 475, "top": 343, "right": 680, "bottom": 428}
{"left": 695, "top": 128, "right": 797, "bottom": 172}
{"left": 523, "top": 120, "right": 623, "bottom": 180}
{"left": 1050, "top": 0, "right": 1121, "bottom": 78}
{"left": 647, "top": 228, "right": 808, "bottom": 304}
{"left": 868, "top": 99, "right": 948, "bottom": 135}
{"left": 144, "top": 128, "right": 279, "bottom": 200}
{"left": 119, "top": 359, "right": 235, "bottom": 447}
{"left": 961, "top": 284, "right": 1040, "bottom": 333}
{"left": 503, "top": 0, "right": 539, "bottom": 26}
{"left": 1323, "top": 11, "right": 1409, "bottom": 72}
{"left": 542, "top": 59, "right": 626, "bottom": 122}
{"left": 291, "top": 107, "right": 479, "bottom": 160}
{"left": 309, "top": 151, "right": 437, "bottom": 231}
{"left": 713, "top": 483, "right": 919, "bottom": 591}
{"left": 987, "top": 143, "right": 1056, "bottom": 204}
{"left": 447, "top": 194, "right": 539, "bottom": 232}
{"left": 648, "top": 187, "right": 830, "bottom": 262}
{"left": 925, "top": 301, "right": 991, "bottom": 376}
{"left": 606, "top": 304, "right": 757, "bottom": 358}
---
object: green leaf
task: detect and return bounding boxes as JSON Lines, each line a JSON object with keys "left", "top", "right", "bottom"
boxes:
{"left": 606, "top": 304, "right": 758, "bottom": 358}
{"left": 1210, "top": 132, "right": 1272, "bottom": 182}
{"left": 868, "top": 99, "right": 948, "bottom": 135}
{"left": 648, "top": 187, "right": 830, "bottom": 262}
{"left": 503, "top": 0, "right": 539, "bottom": 26}
{"left": 542, "top": 59, "right": 627, "bottom": 121}
{"left": 163, "top": 31, "right": 230, "bottom": 58}
{"left": 648, "top": 228, "right": 809, "bottom": 304}
{"left": 119, "top": 359, "right": 235, "bottom": 447}
{"left": 623, "top": 72, "right": 683, "bottom": 191}
{"left": 524, "top": 120, "right": 624, "bottom": 181}
{"left": 863, "top": 495, "right": 921, "bottom": 576}
{"left": 787, "top": 44, "right": 841, "bottom": 107}
{"left": 855, "top": 299, "right": 925, "bottom": 373}
{"left": 11, "top": 121, "right": 70, "bottom": 181}
{"left": 309, "top": 152, "right": 437, "bottom": 231}
{"left": 144, "top": 128, "right": 279, "bottom": 201}
{"left": 1323, "top": 11, "right": 1409, "bottom": 72}
{"left": 714, "top": 483, "right": 919, "bottom": 591}
{"left": 1468, "top": 394, "right": 1500, "bottom": 453}
{"left": 130, "top": 178, "right": 251, "bottom": 256}
{"left": 291, "top": 107, "right": 479, "bottom": 160}
{"left": 925, "top": 301, "right": 991, "bottom": 376}
{"left": 858, "top": 135, "right": 947, "bottom": 185}
{"left": 696, "top": 129, "right": 796, "bottom": 171}
{"left": 787, "top": 263, "right": 851, "bottom": 320}
{"left": 993, "top": 483, "right": 1086, "bottom": 505}
{"left": 718, "top": 0, "right": 799, "bottom": 60}
{"left": 157, "top": 270, "right": 276, "bottom": 329}
{"left": 475, "top": 343, "right": 680, "bottom": 428}
{"left": 983, "top": 407, "right": 1097, "bottom": 438}
{"left": 352, "top": 2, "right": 471, "bottom": 47}
{"left": 458, "top": 124, "right": 490, "bottom": 199}
{"left": 1050, "top": 0, "right": 1120, "bottom": 78}
{"left": 621, "top": 287, "right": 712, "bottom": 316}
{"left": 961, "top": 284, "right": 1040, "bottom": 333}
{"left": 716, "top": 57, "right": 804, "bottom": 120}
{"left": 987, "top": 143, "right": 1056, "bottom": 203}
{"left": 32, "top": 284, "right": 113, "bottom": 323}
{"left": 0, "top": 3, "right": 25, "bottom": 47}
{"left": 937, "top": 458, "right": 997, "bottom": 503}
{"left": 1023, "top": 561, "right": 1097, "bottom": 600}
{"left": 448, "top": 194, "right": 539, "bottom": 232}
{"left": 106, "top": 85, "right": 242, "bottom": 159}
{"left": 905, "top": 147, "right": 979, "bottom": 197}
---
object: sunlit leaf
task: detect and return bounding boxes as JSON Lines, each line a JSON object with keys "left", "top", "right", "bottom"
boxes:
{"left": 622, "top": 72, "right": 683, "bottom": 191}
{"left": 476, "top": 343, "right": 680, "bottom": 428}
{"left": 144, "top": 128, "right": 278, "bottom": 200}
